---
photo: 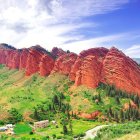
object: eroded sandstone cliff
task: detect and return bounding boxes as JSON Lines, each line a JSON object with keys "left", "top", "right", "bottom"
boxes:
{"left": 1, "top": 43, "right": 140, "bottom": 95}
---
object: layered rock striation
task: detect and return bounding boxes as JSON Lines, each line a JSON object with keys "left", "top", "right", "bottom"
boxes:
{"left": 1, "top": 43, "right": 140, "bottom": 95}
{"left": 0, "top": 44, "right": 55, "bottom": 76}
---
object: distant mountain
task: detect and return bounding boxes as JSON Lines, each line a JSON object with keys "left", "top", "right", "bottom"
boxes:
{"left": 133, "top": 58, "right": 140, "bottom": 64}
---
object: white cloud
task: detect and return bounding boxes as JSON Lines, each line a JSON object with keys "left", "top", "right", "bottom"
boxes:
{"left": 124, "top": 45, "right": 140, "bottom": 58}
{"left": 0, "top": 0, "right": 129, "bottom": 51}
{"left": 60, "top": 33, "right": 130, "bottom": 53}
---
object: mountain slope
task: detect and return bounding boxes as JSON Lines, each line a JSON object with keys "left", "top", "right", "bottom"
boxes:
{"left": 1, "top": 44, "right": 140, "bottom": 96}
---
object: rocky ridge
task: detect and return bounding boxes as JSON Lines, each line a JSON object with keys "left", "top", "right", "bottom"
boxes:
{"left": 0, "top": 43, "right": 140, "bottom": 95}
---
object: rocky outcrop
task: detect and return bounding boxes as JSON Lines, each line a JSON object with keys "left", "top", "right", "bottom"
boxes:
{"left": 1, "top": 43, "right": 140, "bottom": 95}
{"left": 0, "top": 44, "right": 55, "bottom": 76}
{"left": 51, "top": 47, "right": 66, "bottom": 58}
{"left": 101, "top": 47, "right": 140, "bottom": 95}
{"left": 69, "top": 58, "right": 82, "bottom": 81}
{"left": 39, "top": 54, "right": 55, "bottom": 76}
{"left": 79, "top": 47, "right": 109, "bottom": 58}
{"left": 74, "top": 56, "right": 103, "bottom": 88}
{"left": 0, "top": 44, "right": 16, "bottom": 65}
{"left": 70, "top": 48, "right": 109, "bottom": 88}
{"left": 25, "top": 46, "right": 45, "bottom": 76}
{"left": 25, "top": 45, "right": 54, "bottom": 76}
{"left": 19, "top": 49, "right": 29, "bottom": 70}
{"left": 70, "top": 47, "right": 140, "bottom": 95}
{"left": 7, "top": 50, "right": 21, "bottom": 69}
{"left": 52, "top": 53, "right": 77, "bottom": 75}
{"left": 79, "top": 111, "right": 101, "bottom": 119}
{"left": 0, "top": 44, "right": 20, "bottom": 69}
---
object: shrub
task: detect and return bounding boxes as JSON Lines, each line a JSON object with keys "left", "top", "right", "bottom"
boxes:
{"left": 52, "top": 134, "right": 56, "bottom": 139}
{"left": 73, "top": 135, "right": 79, "bottom": 138}
{"left": 45, "top": 136, "right": 50, "bottom": 140}
{"left": 79, "top": 133, "right": 86, "bottom": 137}
{"left": 29, "top": 131, "right": 34, "bottom": 135}
{"left": 0, "top": 120, "right": 5, "bottom": 125}
{"left": 57, "top": 136, "right": 62, "bottom": 139}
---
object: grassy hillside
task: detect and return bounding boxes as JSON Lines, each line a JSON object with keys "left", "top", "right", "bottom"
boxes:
{"left": 0, "top": 64, "right": 138, "bottom": 120}
{"left": 0, "top": 64, "right": 140, "bottom": 139}
{"left": 0, "top": 64, "right": 72, "bottom": 120}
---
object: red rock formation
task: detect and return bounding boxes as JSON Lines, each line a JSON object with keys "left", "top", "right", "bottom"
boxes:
{"left": 70, "top": 48, "right": 109, "bottom": 87}
{"left": 75, "top": 56, "right": 102, "bottom": 88}
{"left": 69, "top": 58, "right": 82, "bottom": 81}
{"left": 79, "top": 111, "right": 101, "bottom": 119}
{"left": 9, "top": 50, "right": 21, "bottom": 69}
{"left": 51, "top": 47, "right": 66, "bottom": 58}
{"left": 1, "top": 43, "right": 140, "bottom": 95}
{"left": 0, "top": 44, "right": 16, "bottom": 65}
{"left": 102, "top": 47, "right": 140, "bottom": 95}
{"left": 25, "top": 45, "right": 55, "bottom": 76}
{"left": 19, "top": 49, "right": 29, "bottom": 70}
{"left": 25, "top": 45, "right": 48, "bottom": 76}
{"left": 52, "top": 53, "right": 77, "bottom": 75}
{"left": 39, "top": 54, "right": 55, "bottom": 76}
{"left": 79, "top": 47, "right": 109, "bottom": 58}
{"left": 0, "top": 49, "right": 6, "bottom": 64}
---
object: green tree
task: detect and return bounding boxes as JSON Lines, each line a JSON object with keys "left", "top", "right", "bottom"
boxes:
{"left": 114, "top": 111, "right": 119, "bottom": 123}
{"left": 108, "top": 107, "right": 113, "bottom": 117}
{"left": 34, "top": 108, "right": 40, "bottom": 120}
{"left": 120, "top": 110, "right": 124, "bottom": 122}
{"left": 60, "top": 115, "right": 68, "bottom": 135}
{"left": 134, "top": 95, "right": 139, "bottom": 105}
{"left": 8, "top": 108, "right": 23, "bottom": 123}
{"left": 115, "top": 96, "right": 120, "bottom": 104}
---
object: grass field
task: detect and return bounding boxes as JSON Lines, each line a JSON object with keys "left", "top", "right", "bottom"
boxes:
{"left": 94, "top": 121, "right": 140, "bottom": 140}
{"left": 37, "top": 119, "right": 102, "bottom": 137}
{"left": 116, "top": 131, "right": 140, "bottom": 140}
{"left": 14, "top": 123, "right": 32, "bottom": 135}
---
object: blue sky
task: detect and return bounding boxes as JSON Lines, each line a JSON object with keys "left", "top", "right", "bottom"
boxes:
{"left": 0, "top": 0, "right": 140, "bottom": 57}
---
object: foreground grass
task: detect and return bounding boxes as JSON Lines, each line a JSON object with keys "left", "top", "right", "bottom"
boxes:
{"left": 116, "top": 131, "right": 140, "bottom": 140}
{"left": 94, "top": 121, "right": 140, "bottom": 140}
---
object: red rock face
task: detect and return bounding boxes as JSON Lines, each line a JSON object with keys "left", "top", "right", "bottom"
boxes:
{"left": 1, "top": 49, "right": 20, "bottom": 69}
{"left": 0, "top": 49, "right": 6, "bottom": 64}
{"left": 70, "top": 48, "right": 109, "bottom": 87}
{"left": 1, "top": 44, "right": 140, "bottom": 95}
{"left": 10, "top": 50, "right": 21, "bottom": 69}
{"left": 79, "top": 47, "right": 109, "bottom": 58}
{"left": 51, "top": 47, "right": 66, "bottom": 58}
{"left": 39, "top": 54, "right": 55, "bottom": 76}
{"left": 75, "top": 56, "right": 103, "bottom": 88}
{"left": 79, "top": 111, "right": 101, "bottom": 119}
{"left": 102, "top": 47, "right": 140, "bottom": 95}
{"left": 19, "top": 49, "right": 29, "bottom": 70}
{"left": 25, "top": 47, "right": 45, "bottom": 76}
{"left": 52, "top": 53, "right": 77, "bottom": 75}
{"left": 0, "top": 44, "right": 15, "bottom": 65}
{"left": 25, "top": 45, "right": 55, "bottom": 76}
{"left": 69, "top": 58, "right": 82, "bottom": 81}
{"left": 0, "top": 44, "right": 55, "bottom": 76}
